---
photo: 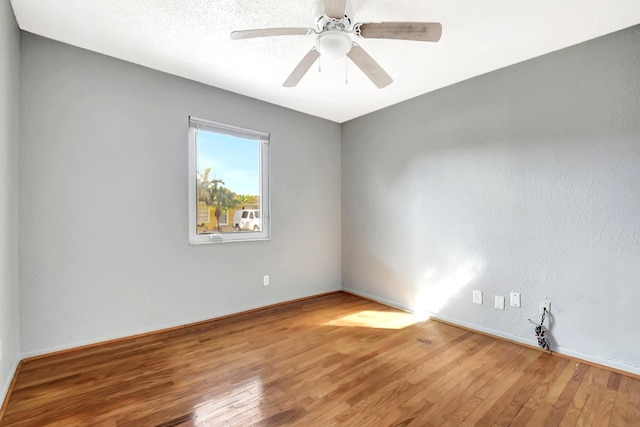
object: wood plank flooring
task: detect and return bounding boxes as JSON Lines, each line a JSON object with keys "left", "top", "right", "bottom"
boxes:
{"left": 2, "top": 292, "right": 640, "bottom": 426}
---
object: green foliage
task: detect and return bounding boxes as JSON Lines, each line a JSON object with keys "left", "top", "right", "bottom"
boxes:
{"left": 197, "top": 168, "right": 220, "bottom": 205}
{"left": 236, "top": 194, "right": 260, "bottom": 209}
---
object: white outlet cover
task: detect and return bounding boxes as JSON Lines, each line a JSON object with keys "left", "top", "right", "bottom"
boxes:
{"left": 539, "top": 301, "right": 551, "bottom": 315}
{"left": 495, "top": 295, "right": 505, "bottom": 310}
{"left": 510, "top": 292, "right": 521, "bottom": 308}
{"left": 263, "top": 275, "right": 269, "bottom": 286}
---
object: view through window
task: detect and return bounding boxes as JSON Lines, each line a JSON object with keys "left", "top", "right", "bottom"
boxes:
{"left": 188, "top": 117, "right": 270, "bottom": 244}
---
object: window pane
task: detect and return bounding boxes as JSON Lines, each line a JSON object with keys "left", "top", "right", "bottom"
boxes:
{"left": 188, "top": 117, "right": 270, "bottom": 244}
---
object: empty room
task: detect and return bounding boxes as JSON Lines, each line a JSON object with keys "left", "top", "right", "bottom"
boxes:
{"left": 1, "top": 0, "right": 640, "bottom": 425}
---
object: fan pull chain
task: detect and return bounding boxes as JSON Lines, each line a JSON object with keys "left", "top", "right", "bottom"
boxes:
{"left": 318, "top": 34, "right": 322, "bottom": 72}
{"left": 345, "top": 57, "right": 349, "bottom": 84}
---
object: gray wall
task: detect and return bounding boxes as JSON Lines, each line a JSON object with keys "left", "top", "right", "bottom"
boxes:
{"left": 19, "top": 33, "right": 342, "bottom": 356}
{"left": 342, "top": 26, "right": 640, "bottom": 373}
{"left": 0, "top": 0, "right": 20, "bottom": 404}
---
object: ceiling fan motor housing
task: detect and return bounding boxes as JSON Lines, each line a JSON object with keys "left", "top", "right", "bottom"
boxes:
{"left": 312, "top": 0, "right": 353, "bottom": 31}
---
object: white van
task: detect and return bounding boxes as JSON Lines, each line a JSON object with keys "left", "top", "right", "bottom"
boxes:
{"left": 233, "top": 209, "right": 261, "bottom": 231}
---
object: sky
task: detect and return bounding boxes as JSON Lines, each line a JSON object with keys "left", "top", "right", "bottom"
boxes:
{"left": 197, "top": 130, "right": 260, "bottom": 196}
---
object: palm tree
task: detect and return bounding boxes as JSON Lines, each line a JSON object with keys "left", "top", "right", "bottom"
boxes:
{"left": 236, "top": 194, "right": 259, "bottom": 209}
{"left": 197, "top": 168, "right": 224, "bottom": 205}
{"left": 212, "top": 186, "right": 240, "bottom": 230}
{"left": 237, "top": 194, "right": 249, "bottom": 208}
{"left": 197, "top": 168, "right": 242, "bottom": 230}
{"left": 197, "top": 168, "right": 225, "bottom": 228}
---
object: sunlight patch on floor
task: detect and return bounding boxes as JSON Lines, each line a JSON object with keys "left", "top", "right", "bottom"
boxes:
{"left": 324, "top": 310, "right": 420, "bottom": 329}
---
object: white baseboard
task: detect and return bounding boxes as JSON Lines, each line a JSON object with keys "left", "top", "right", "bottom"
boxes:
{"left": 342, "top": 287, "right": 640, "bottom": 377}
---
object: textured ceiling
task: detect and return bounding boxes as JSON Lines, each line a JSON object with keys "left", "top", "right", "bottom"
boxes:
{"left": 10, "top": 0, "right": 640, "bottom": 123}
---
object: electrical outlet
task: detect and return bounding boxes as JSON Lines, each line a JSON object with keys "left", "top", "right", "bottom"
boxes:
{"left": 510, "top": 292, "right": 521, "bottom": 308}
{"left": 495, "top": 295, "right": 505, "bottom": 310}
{"left": 472, "top": 290, "right": 483, "bottom": 304}
{"left": 263, "top": 275, "right": 269, "bottom": 286}
{"left": 539, "top": 301, "right": 551, "bottom": 315}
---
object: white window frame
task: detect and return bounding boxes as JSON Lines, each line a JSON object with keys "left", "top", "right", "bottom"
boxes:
{"left": 188, "top": 117, "right": 270, "bottom": 244}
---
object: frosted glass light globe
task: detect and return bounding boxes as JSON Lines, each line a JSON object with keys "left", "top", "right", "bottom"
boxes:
{"left": 316, "top": 31, "right": 352, "bottom": 60}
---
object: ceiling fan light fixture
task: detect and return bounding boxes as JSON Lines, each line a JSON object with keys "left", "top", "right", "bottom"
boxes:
{"left": 316, "top": 30, "right": 352, "bottom": 60}
{"left": 230, "top": 0, "right": 442, "bottom": 88}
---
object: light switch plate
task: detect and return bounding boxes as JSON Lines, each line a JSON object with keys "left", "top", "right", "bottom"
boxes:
{"left": 495, "top": 295, "right": 505, "bottom": 310}
{"left": 473, "top": 290, "right": 483, "bottom": 304}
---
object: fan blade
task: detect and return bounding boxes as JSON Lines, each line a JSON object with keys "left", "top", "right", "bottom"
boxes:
{"left": 347, "top": 44, "right": 393, "bottom": 89}
{"left": 324, "top": 0, "right": 347, "bottom": 19}
{"left": 283, "top": 48, "right": 321, "bottom": 87}
{"left": 356, "top": 22, "right": 442, "bottom": 42}
{"left": 231, "top": 27, "right": 315, "bottom": 40}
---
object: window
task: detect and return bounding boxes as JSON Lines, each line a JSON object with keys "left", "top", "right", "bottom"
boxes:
{"left": 188, "top": 117, "right": 270, "bottom": 244}
{"left": 218, "top": 210, "right": 229, "bottom": 227}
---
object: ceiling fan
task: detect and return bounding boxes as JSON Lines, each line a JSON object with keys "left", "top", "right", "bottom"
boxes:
{"left": 230, "top": 0, "right": 442, "bottom": 88}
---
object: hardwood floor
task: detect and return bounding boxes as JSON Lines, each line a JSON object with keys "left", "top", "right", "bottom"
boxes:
{"left": 2, "top": 292, "right": 639, "bottom": 426}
